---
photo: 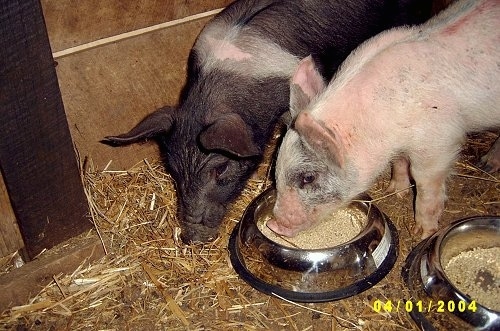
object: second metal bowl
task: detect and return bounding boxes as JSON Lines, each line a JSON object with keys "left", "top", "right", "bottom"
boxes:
{"left": 402, "top": 216, "right": 500, "bottom": 330}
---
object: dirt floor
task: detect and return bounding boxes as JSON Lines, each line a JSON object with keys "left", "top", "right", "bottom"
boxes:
{"left": 0, "top": 132, "right": 498, "bottom": 331}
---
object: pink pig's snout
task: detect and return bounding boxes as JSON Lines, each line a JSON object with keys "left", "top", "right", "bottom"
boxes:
{"left": 269, "top": 189, "right": 310, "bottom": 237}
{"left": 266, "top": 218, "right": 301, "bottom": 237}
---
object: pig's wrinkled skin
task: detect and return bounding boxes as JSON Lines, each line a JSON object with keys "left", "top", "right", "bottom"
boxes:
{"left": 102, "top": 0, "right": 433, "bottom": 243}
{"left": 271, "top": 0, "right": 500, "bottom": 239}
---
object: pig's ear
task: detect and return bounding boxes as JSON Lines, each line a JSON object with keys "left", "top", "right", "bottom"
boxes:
{"left": 295, "top": 112, "right": 345, "bottom": 167}
{"left": 289, "top": 55, "right": 326, "bottom": 119}
{"left": 199, "top": 114, "right": 260, "bottom": 158}
{"left": 101, "top": 106, "right": 175, "bottom": 146}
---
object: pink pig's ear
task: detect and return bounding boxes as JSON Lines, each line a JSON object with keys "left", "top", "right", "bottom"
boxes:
{"left": 294, "top": 112, "right": 345, "bottom": 168}
{"left": 289, "top": 56, "right": 326, "bottom": 118}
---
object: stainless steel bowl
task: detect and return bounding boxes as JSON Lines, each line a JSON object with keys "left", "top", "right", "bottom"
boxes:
{"left": 228, "top": 187, "right": 399, "bottom": 302}
{"left": 402, "top": 216, "right": 500, "bottom": 330}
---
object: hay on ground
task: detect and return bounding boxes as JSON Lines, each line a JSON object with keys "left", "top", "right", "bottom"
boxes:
{"left": 0, "top": 133, "right": 498, "bottom": 330}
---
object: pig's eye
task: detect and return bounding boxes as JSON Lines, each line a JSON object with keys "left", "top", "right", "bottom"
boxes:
{"left": 300, "top": 173, "right": 316, "bottom": 188}
{"left": 214, "top": 162, "right": 229, "bottom": 179}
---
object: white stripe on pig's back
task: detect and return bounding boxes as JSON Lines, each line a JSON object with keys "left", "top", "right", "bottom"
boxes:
{"left": 194, "top": 23, "right": 300, "bottom": 78}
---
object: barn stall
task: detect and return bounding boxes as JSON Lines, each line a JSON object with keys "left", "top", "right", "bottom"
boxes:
{"left": 0, "top": 0, "right": 498, "bottom": 330}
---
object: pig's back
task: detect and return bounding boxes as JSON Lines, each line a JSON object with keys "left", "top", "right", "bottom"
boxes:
{"left": 318, "top": 0, "right": 500, "bottom": 149}
{"left": 200, "top": 0, "right": 433, "bottom": 80}
{"left": 365, "top": 0, "right": 500, "bottom": 131}
{"left": 428, "top": 0, "right": 500, "bottom": 127}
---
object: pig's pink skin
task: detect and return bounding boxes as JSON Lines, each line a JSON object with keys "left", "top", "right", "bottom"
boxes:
{"left": 269, "top": 187, "right": 309, "bottom": 237}
{"left": 270, "top": 185, "right": 343, "bottom": 237}
{"left": 317, "top": 0, "right": 499, "bottom": 239}
{"left": 274, "top": 0, "right": 500, "bottom": 239}
{"left": 204, "top": 37, "right": 253, "bottom": 62}
{"left": 386, "top": 157, "right": 411, "bottom": 196}
{"left": 269, "top": 186, "right": 320, "bottom": 237}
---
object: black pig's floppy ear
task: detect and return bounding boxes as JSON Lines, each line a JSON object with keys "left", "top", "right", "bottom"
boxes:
{"left": 198, "top": 113, "right": 260, "bottom": 158}
{"left": 101, "top": 106, "right": 176, "bottom": 146}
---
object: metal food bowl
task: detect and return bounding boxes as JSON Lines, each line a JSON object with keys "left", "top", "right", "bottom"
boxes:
{"left": 402, "top": 216, "right": 500, "bottom": 330}
{"left": 228, "top": 187, "right": 399, "bottom": 302}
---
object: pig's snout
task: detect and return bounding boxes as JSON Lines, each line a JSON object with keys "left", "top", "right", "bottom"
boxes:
{"left": 266, "top": 218, "right": 301, "bottom": 237}
{"left": 271, "top": 189, "right": 310, "bottom": 237}
{"left": 180, "top": 223, "right": 219, "bottom": 244}
{"left": 179, "top": 202, "right": 226, "bottom": 243}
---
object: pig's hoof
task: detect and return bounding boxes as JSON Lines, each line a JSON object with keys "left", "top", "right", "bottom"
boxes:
{"left": 420, "top": 229, "right": 437, "bottom": 239}
{"left": 412, "top": 224, "right": 421, "bottom": 236}
{"left": 179, "top": 224, "right": 219, "bottom": 244}
{"left": 385, "top": 180, "right": 411, "bottom": 198}
{"left": 412, "top": 224, "right": 437, "bottom": 239}
{"left": 477, "top": 155, "right": 500, "bottom": 173}
{"left": 266, "top": 220, "right": 298, "bottom": 237}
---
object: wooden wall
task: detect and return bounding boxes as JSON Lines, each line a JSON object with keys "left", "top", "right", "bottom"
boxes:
{"left": 41, "top": 0, "right": 234, "bottom": 170}
{"left": 0, "top": 0, "right": 232, "bottom": 259}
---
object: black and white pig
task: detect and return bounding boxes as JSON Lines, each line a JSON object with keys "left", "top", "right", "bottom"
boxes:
{"left": 270, "top": 0, "right": 499, "bottom": 240}
{"left": 102, "top": 0, "right": 433, "bottom": 243}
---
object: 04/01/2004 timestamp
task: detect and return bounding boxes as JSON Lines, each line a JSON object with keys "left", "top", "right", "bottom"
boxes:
{"left": 372, "top": 299, "right": 478, "bottom": 313}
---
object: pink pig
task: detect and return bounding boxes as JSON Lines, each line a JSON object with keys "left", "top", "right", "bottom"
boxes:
{"left": 269, "top": 0, "right": 500, "bottom": 239}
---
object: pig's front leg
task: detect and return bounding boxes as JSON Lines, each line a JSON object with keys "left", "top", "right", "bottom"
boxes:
{"left": 386, "top": 157, "right": 412, "bottom": 197}
{"left": 478, "top": 136, "right": 500, "bottom": 173}
{"left": 411, "top": 161, "right": 450, "bottom": 239}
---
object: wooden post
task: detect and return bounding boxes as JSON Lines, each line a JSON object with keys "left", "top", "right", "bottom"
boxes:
{"left": 0, "top": 0, "right": 91, "bottom": 259}
{"left": 0, "top": 173, "right": 24, "bottom": 258}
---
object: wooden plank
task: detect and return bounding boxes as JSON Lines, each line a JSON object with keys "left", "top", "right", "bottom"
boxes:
{"left": 41, "top": 0, "right": 234, "bottom": 52}
{"left": 0, "top": 172, "right": 24, "bottom": 258}
{"left": 0, "top": 233, "right": 105, "bottom": 311}
{"left": 56, "top": 17, "right": 212, "bottom": 170}
{"left": 0, "top": 0, "right": 91, "bottom": 258}
{"left": 52, "top": 8, "right": 224, "bottom": 59}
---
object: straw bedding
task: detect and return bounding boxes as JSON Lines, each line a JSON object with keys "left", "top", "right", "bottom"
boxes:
{"left": 0, "top": 132, "right": 498, "bottom": 330}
